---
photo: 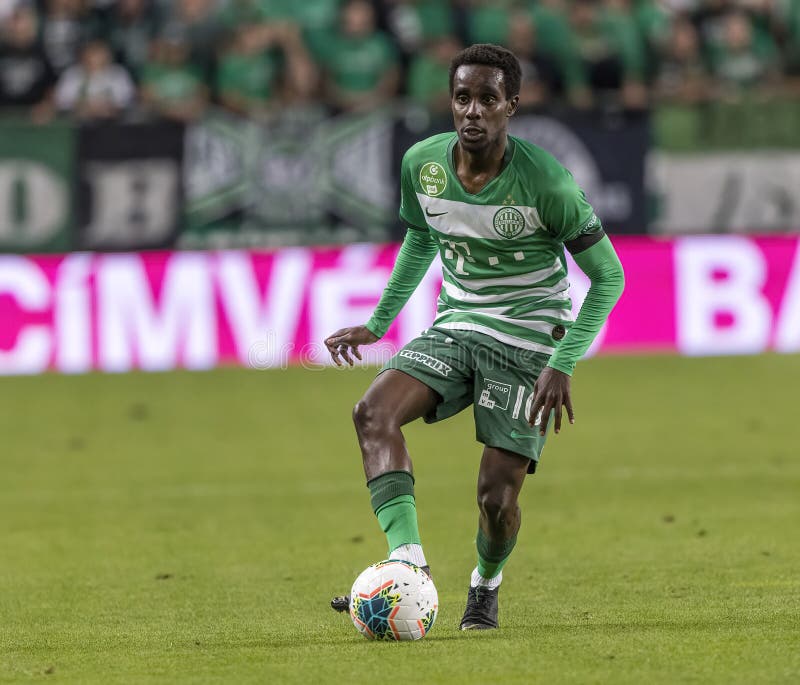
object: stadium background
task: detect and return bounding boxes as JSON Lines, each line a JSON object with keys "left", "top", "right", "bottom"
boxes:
{"left": 1, "top": 1, "right": 799, "bottom": 683}
{"left": 2, "top": 0, "right": 800, "bottom": 370}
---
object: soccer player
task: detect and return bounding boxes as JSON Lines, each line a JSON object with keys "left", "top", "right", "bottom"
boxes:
{"left": 325, "top": 44, "right": 624, "bottom": 630}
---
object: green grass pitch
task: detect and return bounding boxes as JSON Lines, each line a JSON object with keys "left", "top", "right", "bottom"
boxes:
{"left": 1, "top": 354, "right": 798, "bottom": 684}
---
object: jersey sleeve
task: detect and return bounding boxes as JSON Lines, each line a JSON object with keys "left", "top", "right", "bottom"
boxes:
{"left": 547, "top": 236, "right": 624, "bottom": 375}
{"left": 398, "top": 151, "right": 428, "bottom": 231}
{"left": 537, "top": 167, "right": 602, "bottom": 243}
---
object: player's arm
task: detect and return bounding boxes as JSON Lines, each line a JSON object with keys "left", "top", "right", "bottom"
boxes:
{"left": 552, "top": 231, "right": 624, "bottom": 376}
{"left": 324, "top": 227, "right": 438, "bottom": 366}
{"left": 530, "top": 231, "right": 624, "bottom": 433}
{"left": 528, "top": 167, "right": 625, "bottom": 434}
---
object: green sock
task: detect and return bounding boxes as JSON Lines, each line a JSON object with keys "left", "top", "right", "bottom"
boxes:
{"left": 476, "top": 527, "right": 517, "bottom": 579}
{"left": 368, "top": 471, "right": 421, "bottom": 554}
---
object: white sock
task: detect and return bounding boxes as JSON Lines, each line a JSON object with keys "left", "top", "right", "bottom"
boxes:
{"left": 389, "top": 544, "right": 427, "bottom": 568}
{"left": 471, "top": 566, "right": 502, "bottom": 590}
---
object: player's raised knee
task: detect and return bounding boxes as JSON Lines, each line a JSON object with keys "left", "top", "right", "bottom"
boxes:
{"left": 477, "top": 491, "right": 518, "bottom": 529}
{"left": 352, "top": 397, "right": 382, "bottom": 436}
{"left": 477, "top": 492, "right": 503, "bottom": 521}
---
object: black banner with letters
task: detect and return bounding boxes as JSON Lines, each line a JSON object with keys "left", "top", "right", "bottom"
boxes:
{"left": 76, "top": 120, "right": 184, "bottom": 251}
{"left": 0, "top": 107, "right": 649, "bottom": 253}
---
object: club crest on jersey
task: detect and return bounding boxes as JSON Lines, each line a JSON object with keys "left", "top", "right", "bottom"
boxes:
{"left": 493, "top": 206, "right": 526, "bottom": 239}
{"left": 419, "top": 162, "right": 447, "bottom": 197}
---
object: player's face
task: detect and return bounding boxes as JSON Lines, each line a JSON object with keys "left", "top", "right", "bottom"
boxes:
{"left": 451, "top": 65, "right": 518, "bottom": 154}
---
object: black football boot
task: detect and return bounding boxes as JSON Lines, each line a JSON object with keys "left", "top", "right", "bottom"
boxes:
{"left": 459, "top": 585, "right": 499, "bottom": 630}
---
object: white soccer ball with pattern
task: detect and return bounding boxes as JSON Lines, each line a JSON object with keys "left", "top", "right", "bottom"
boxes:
{"left": 349, "top": 560, "right": 438, "bottom": 641}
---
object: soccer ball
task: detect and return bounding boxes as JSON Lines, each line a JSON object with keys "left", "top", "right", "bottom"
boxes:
{"left": 349, "top": 560, "right": 438, "bottom": 641}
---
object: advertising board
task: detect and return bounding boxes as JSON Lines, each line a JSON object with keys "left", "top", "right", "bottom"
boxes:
{"left": 1, "top": 236, "right": 798, "bottom": 374}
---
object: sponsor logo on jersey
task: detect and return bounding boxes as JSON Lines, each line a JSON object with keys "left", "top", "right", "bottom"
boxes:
{"left": 492, "top": 206, "right": 526, "bottom": 239}
{"left": 477, "top": 379, "right": 512, "bottom": 410}
{"left": 419, "top": 162, "right": 447, "bottom": 197}
{"left": 399, "top": 349, "right": 452, "bottom": 376}
{"left": 425, "top": 207, "right": 447, "bottom": 217}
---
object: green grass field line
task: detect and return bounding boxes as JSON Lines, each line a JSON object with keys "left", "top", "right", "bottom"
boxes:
{"left": 0, "top": 354, "right": 798, "bottom": 683}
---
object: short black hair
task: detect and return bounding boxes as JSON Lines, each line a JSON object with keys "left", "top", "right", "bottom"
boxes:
{"left": 448, "top": 44, "right": 522, "bottom": 99}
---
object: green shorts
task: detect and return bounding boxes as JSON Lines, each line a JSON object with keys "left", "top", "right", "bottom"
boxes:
{"left": 382, "top": 327, "right": 551, "bottom": 473}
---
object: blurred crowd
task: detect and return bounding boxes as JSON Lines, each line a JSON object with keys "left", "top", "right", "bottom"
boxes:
{"left": 1, "top": 0, "right": 799, "bottom": 123}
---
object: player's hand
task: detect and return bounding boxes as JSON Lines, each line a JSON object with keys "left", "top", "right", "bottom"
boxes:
{"left": 324, "top": 326, "right": 379, "bottom": 367}
{"left": 529, "top": 367, "right": 574, "bottom": 436}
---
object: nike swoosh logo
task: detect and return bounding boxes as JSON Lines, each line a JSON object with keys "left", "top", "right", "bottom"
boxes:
{"left": 510, "top": 431, "right": 538, "bottom": 440}
{"left": 425, "top": 208, "right": 448, "bottom": 217}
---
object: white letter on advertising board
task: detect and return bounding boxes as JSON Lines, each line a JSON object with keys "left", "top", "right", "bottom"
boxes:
{"left": 98, "top": 253, "right": 216, "bottom": 371}
{"left": 216, "top": 249, "right": 311, "bottom": 367}
{"left": 310, "top": 245, "right": 389, "bottom": 365}
{"left": 0, "top": 256, "right": 51, "bottom": 374}
{"left": 676, "top": 237, "right": 770, "bottom": 355}
{"left": 774, "top": 242, "right": 800, "bottom": 353}
{"left": 55, "top": 253, "right": 92, "bottom": 373}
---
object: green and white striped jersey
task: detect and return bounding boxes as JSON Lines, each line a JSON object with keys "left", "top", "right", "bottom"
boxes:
{"left": 400, "top": 132, "right": 601, "bottom": 355}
